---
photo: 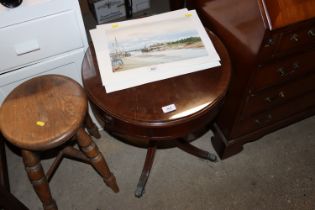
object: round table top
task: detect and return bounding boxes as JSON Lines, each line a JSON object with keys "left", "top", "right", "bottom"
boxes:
{"left": 0, "top": 75, "right": 87, "bottom": 151}
{"left": 82, "top": 31, "right": 231, "bottom": 128}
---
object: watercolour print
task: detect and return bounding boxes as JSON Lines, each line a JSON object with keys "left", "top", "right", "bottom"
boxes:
{"left": 90, "top": 9, "right": 221, "bottom": 93}
{"left": 107, "top": 15, "right": 209, "bottom": 73}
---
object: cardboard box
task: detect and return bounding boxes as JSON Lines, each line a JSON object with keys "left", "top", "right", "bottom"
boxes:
{"left": 133, "top": 0, "right": 150, "bottom": 13}
{"left": 88, "top": 0, "right": 125, "bottom": 24}
{"left": 89, "top": 0, "right": 150, "bottom": 24}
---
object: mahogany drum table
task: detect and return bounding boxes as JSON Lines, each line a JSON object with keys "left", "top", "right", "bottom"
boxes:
{"left": 82, "top": 31, "right": 231, "bottom": 197}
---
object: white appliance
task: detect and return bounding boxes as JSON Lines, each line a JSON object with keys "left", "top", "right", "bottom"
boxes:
{"left": 0, "top": 0, "right": 88, "bottom": 103}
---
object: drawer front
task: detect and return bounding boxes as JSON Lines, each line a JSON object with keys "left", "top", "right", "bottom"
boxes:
{"left": 259, "top": 21, "right": 315, "bottom": 61}
{"left": 0, "top": 49, "right": 84, "bottom": 103}
{"left": 252, "top": 50, "right": 315, "bottom": 91}
{"left": 0, "top": 0, "right": 80, "bottom": 28}
{"left": 0, "top": 10, "right": 83, "bottom": 73}
{"left": 232, "top": 91, "right": 315, "bottom": 138}
{"left": 244, "top": 73, "right": 315, "bottom": 117}
{"left": 274, "top": 22, "right": 315, "bottom": 57}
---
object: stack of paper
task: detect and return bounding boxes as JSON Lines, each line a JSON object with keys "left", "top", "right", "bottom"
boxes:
{"left": 90, "top": 9, "right": 221, "bottom": 93}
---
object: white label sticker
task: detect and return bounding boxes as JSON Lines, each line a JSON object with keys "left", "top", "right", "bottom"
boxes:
{"left": 162, "top": 104, "right": 176, "bottom": 113}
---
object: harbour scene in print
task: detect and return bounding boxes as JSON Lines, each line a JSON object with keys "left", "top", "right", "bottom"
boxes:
{"left": 106, "top": 16, "right": 209, "bottom": 72}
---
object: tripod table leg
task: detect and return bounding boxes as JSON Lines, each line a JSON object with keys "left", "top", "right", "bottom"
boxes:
{"left": 176, "top": 139, "right": 217, "bottom": 162}
{"left": 135, "top": 144, "right": 156, "bottom": 198}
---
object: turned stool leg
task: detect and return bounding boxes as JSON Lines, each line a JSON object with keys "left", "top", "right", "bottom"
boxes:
{"left": 76, "top": 128, "right": 119, "bottom": 193}
{"left": 21, "top": 150, "right": 57, "bottom": 210}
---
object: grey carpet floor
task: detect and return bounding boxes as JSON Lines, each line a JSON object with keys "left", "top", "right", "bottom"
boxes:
{"left": 6, "top": 115, "right": 315, "bottom": 210}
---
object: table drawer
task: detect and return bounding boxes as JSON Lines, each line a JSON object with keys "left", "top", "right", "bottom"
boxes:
{"left": 259, "top": 21, "right": 315, "bottom": 61}
{"left": 232, "top": 91, "right": 315, "bottom": 138}
{"left": 274, "top": 22, "right": 315, "bottom": 57}
{"left": 0, "top": 10, "right": 83, "bottom": 73}
{"left": 244, "top": 73, "right": 315, "bottom": 117}
{"left": 252, "top": 50, "right": 315, "bottom": 91}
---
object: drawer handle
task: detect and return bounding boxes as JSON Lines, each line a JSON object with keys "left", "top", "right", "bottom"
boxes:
{"left": 277, "top": 67, "right": 286, "bottom": 76}
{"left": 255, "top": 114, "right": 272, "bottom": 125}
{"left": 104, "top": 115, "right": 113, "bottom": 127}
{"left": 308, "top": 29, "right": 315, "bottom": 37}
{"left": 290, "top": 33, "right": 299, "bottom": 42}
{"left": 277, "top": 65, "right": 298, "bottom": 77}
{"left": 104, "top": 115, "right": 113, "bottom": 123}
{"left": 264, "top": 38, "right": 274, "bottom": 47}
{"left": 292, "top": 62, "right": 300, "bottom": 69}
{"left": 15, "top": 40, "right": 40, "bottom": 56}
{"left": 265, "top": 91, "right": 285, "bottom": 103}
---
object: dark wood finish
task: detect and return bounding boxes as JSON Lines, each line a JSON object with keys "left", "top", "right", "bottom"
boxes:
{"left": 252, "top": 50, "right": 315, "bottom": 92}
{"left": 176, "top": 138, "right": 217, "bottom": 161}
{"left": 82, "top": 31, "right": 231, "bottom": 197}
{"left": 0, "top": 75, "right": 118, "bottom": 209}
{"left": 82, "top": 31, "right": 231, "bottom": 142}
{"left": 260, "top": 0, "right": 315, "bottom": 30}
{"left": 135, "top": 143, "right": 156, "bottom": 198}
{"left": 191, "top": 0, "right": 315, "bottom": 159}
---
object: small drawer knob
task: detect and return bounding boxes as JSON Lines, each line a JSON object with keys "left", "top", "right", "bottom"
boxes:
{"left": 277, "top": 66, "right": 297, "bottom": 77}
{"left": 308, "top": 29, "right": 315, "bottom": 37}
{"left": 278, "top": 91, "right": 285, "bottom": 98}
{"left": 292, "top": 62, "right": 300, "bottom": 69}
{"left": 265, "top": 91, "right": 285, "bottom": 103}
{"left": 290, "top": 34, "right": 299, "bottom": 42}
{"left": 264, "top": 38, "right": 274, "bottom": 47}
{"left": 104, "top": 115, "right": 113, "bottom": 125}
{"left": 277, "top": 67, "right": 286, "bottom": 76}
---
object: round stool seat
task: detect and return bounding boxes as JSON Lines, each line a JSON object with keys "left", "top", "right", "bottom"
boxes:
{"left": 0, "top": 75, "right": 87, "bottom": 151}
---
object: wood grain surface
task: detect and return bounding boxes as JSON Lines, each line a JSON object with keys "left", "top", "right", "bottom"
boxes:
{"left": 0, "top": 75, "right": 87, "bottom": 151}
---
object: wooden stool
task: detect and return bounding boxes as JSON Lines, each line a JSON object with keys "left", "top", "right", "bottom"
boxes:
{"left": 0, "top": 75, "right": 119, "bottom": 210}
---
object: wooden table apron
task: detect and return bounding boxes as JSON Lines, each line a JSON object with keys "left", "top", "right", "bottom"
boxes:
{"left": 82, "top": 31, "right": 231, "bottom": 146}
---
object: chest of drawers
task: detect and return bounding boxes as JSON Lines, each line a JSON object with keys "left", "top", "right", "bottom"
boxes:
{"left": 0, "top": 0, "right": 88, "bottom": 103}
{"left": 191, "top": 0, "right": 315, "bottom": 159}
